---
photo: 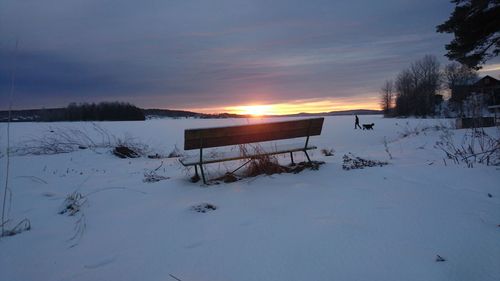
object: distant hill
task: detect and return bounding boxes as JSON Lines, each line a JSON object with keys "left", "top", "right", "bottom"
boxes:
{"left": 143, "top": 108, "right": 204, "bottom": 118}
{"left": 0, "top": 107, "right": 381, "bottom": 122}
{"left": 279, "top": 109, "right": 382, "bottom": 117}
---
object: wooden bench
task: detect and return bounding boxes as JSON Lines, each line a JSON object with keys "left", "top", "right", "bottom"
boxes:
{"left": 179, "top": 117, "right": 324, "bottom": 184}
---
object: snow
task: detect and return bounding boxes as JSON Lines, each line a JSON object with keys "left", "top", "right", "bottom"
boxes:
{"left": 0, "top": 115, "right": 499, "bottom": 281}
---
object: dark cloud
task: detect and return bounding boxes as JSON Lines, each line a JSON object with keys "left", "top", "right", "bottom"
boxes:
{"left": 0, "top": 0, "right": 454, "bottom": 110}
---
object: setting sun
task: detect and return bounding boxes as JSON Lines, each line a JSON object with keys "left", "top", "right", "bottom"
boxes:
{"left": 233, "top": 105, "right": 274, "bottom": 116}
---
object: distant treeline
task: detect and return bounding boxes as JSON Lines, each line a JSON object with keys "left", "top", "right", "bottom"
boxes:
{"left": 64, "top": 102, "right": 145, "bottom": 121}
{"left": 0, "top": 102, "right": 145, "bottom": 122}
{"left": 144, "top": 109, "right": 244, "bottom": 119}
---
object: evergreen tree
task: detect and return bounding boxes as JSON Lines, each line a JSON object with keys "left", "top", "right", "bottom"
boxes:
{"left": 437, "top": 0, "right": 500, "bottom": 69}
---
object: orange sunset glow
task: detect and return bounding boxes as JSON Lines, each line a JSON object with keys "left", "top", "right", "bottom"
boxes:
{"left": 188, "top": 96, "right": 380, "bottom": 116}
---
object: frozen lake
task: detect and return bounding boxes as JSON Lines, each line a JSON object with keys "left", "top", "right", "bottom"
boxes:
{"left": 0, "top": 116, "right": 499, "bottom": 281}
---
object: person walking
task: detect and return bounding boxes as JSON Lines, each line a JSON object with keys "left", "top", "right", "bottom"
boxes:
{"left": 354, "top": 115, "right": 361, "bottom": 129}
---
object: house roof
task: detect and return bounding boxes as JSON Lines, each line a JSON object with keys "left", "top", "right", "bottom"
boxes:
{"left": 473, "top": 75, "right": 500, "bottom": 88}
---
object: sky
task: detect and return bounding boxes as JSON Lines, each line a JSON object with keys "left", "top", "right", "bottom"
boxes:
{"left": 1, "top": 0, "right": 499, "bottom": 114}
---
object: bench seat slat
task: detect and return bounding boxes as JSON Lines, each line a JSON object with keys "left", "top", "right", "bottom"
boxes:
{"left": 184, "top": 118, "right": 324, "bottom": 150}
{"left": 185, "top": 127, "right": 321, "bottom": 150}
{"left": 179, "top": 143, "right": 317, "bottom": 166}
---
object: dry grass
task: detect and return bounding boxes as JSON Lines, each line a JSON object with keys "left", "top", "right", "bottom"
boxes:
{"left": 239, "top": 144, "right": 288, "bottom": 178}
{"left": 14, "top": 123, "right": 112, "bottom": 155}
{"left": 0, "top": 218, "right": 31, "bottom": 237}
{"left": 436, "top": 127, "right": 500, "bottom": 167}
{"left": 143, "top": 161, "right": 170, "bottom": 183}
{"left": 397, "top": 122, "right": 449, "bottom": 139}
{"left": 59, "top": 191, "right": 87, "bottom": 216}
{"left": 59, "top": 191, "right": 88, "bottom": 247}
{"left": 13, "top": 123, "right": 150, "bottom": 157}
{"left": 207, "top": 144, "right": 325, "bottom": 183}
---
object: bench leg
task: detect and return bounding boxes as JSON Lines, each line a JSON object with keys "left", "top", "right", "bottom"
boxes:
{"left": 290, "top": 152, "right": 295, "bottom": 165}
{"left": 199, "top": 164, "right": 207, "bottom": 185}
{"left": 189, "top": 165, "right": 201, "bottom": 183}
{"left": 303, "top": 150, "right": 312, "bottom": 163}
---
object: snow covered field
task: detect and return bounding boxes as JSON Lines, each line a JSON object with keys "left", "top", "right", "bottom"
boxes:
{"left": 1, "top": 115, "right": 499, "bottom": 281}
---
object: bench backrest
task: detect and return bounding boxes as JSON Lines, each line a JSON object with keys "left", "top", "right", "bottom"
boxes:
{"left": 184, "top": 117, "right": 324, "bottom": 150}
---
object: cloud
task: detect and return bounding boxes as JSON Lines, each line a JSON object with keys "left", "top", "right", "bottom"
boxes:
{"left": 479, "top": 63, "right": 500, "bottom": 73}
{"left": 0, "top": 48, "right": 159, "bottom": 108}
{"left": 0, "top": 0, "right": 454, "bottom": 112}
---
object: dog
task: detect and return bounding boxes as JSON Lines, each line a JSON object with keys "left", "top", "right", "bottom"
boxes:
{"left": 362, "top": 123, "right": 374, "bottom": 130}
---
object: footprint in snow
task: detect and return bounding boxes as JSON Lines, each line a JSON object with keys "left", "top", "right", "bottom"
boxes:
{"left": 436, "top": 255, "right": 446, "bottom": 262}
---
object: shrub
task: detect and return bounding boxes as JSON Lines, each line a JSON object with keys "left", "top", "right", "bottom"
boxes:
{"left": 342, "top": 153, "right": 388, "bottom": 170}
{"left": 191, "top": 203, "right": 217, "bottom": 213}
{"left": 113, "top": 146, "right": 140, "bottom": 158}
{"left": 321, "top": 148, "right": 334, "bottom": 156}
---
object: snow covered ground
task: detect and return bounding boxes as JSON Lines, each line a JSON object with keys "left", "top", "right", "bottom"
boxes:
{"left": 0, "top": 115, "right": 499, "bottom": 281}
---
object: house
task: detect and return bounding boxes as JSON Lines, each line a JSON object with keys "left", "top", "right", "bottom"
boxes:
{"left": 451, "top": 75, "right": 500, "bottom": 128}
{"left": 451, "top": 75, "right": 500, "bottom": 105}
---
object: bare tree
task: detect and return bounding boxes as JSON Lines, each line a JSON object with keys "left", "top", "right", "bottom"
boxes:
{"left": 444, "top": 62, "right": 478, "bottom": 101}
{"left": 412, "top": 55, "right": 441, "bottom": 116}
{"left": 394, "top": 55, "right": 442, "bottom": 117}
{"left": 395, "top": 69, "right": 414, "bottom": 116}
{"left": 380, "top": 80, "right": 394, "bottom": 116}
{"left": 444, "top": 62, "right": 478, "bottom": 89}
{"left": 443, "top": 62, "right": 478, "bottom": 116}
